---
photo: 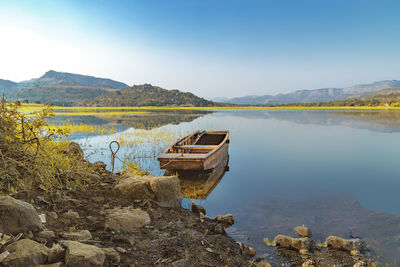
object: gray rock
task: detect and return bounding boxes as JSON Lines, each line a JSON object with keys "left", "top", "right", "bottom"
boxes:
{"left": 101, "top": 248, "right": 120, "bottom": 263}
{"left": 0, "top": 196, "right": 44, "bottom": 235}
{"left": 62, "top": 230, "right": 92, "bottom": 241}
{"left": 63, "top": 241, "right": 105, "bottom": 267}
{"left": 215, "top": 214, "right": 234, "bottom": 228}
{"left": 115, "top": 174, "right": 181, "bottom": 207}
{"left": 48, "top": 243, "right": 65, "bottom": 264}
{"left": 3, "top": 239, "right": 49, "bottom": 266}
{"left": 326, "top": 236, "right": 364, "bottom": 255}
{"left": 35, "top": 230, "right": 56, "bottom": 242}
{"left": 273, "top": 234, "right": 312, "bottom": 254}
{"left": 105, "top": 207, "right": 151, "bottom": 233}
{"left": 294, "top": 225, "right": 312, "bottom": 238}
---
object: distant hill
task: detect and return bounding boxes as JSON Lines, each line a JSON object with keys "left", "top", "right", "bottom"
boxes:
{"left": 85, "top": 84, "right": 217, "bottom": 107}
{"left": 218, "top": 80, "right": 400, "bottom": 105}
{"left": 11, "top": 84, "right": 118, "bottom": 106}
{"left": 297, "top": 87, "right": 400, "bottom": 107}
{"left": 19, "top": 70, "right": 129, "bottom": 89}
{"left": 0, "top": 79, "right": 18, "bottom": 93}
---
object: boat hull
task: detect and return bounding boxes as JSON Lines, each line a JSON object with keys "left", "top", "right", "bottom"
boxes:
{"left": 158, "top": 130, "right": 229, "bottom": 171}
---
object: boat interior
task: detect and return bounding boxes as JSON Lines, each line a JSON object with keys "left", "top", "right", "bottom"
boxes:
{"left": 167, "top": 131, "right": 227, "bottom": 154}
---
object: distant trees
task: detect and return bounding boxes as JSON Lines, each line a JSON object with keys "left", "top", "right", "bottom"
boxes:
{"left": 86, "top": 84, "right": 218, "bottom": 107}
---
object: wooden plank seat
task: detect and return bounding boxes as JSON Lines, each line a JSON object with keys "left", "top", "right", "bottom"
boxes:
{"left": 176, "top": 145, "right": 218, "bottom": 150}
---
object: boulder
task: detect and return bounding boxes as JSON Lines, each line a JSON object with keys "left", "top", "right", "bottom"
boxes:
{"left": 294, "top": 225, "right": 312, "bottom": 238}
{"left": 273, "top": 234, "right": 312, "bottom": 254}
{"left": 0, "top": 196, "right": 44, "bottom": 234}
{"left": 215, "top": 214, "right": 234, "bottom": 228}
{"left": 67, "top": 142, "right": 84, "bottom": 159}
{"left": 3, "top": 239, "right": 49, "bottom": 266}
{"left": 63, "top": 241, "right": 105, "bottom": 267}
{"left": 325, "top": 236, "right": 364, "bottom": 255}
{"left": 101, "top": 247, "right": 120, "bottom": 263}
{"left": 105, "top": 207, "right": 151, "bottom": 233}
{"left": 62, "top": 230, "right": 92, "bottom": 241}
{"left": 115, "top": 174, "right": 181, "bottom": 207}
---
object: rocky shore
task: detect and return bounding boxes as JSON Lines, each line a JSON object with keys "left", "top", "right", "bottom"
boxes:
{"left": 0, "top": 159, "right": 251, "bottom": 266}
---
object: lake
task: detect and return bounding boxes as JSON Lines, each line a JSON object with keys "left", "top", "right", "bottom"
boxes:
{"left": 55, "top": 108, "right": 400, "bottom": 265}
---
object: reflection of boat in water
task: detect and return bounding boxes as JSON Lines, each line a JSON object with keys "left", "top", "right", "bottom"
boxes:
{"left": 158, "top": 130, "right": 229, "bottom": 171}
{"left": 166, "top": 155, "right": 229, "bottom": 199}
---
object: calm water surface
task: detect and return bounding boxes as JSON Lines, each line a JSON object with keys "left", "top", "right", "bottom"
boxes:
{"left": 61, "top": 109, "right": 400, "bottom": 264}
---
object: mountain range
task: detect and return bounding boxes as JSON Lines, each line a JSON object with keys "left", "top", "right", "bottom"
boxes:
{"left": 216, "top": 80, "right": 400, "bottom": 105}
{"left": 0, "top": 71, "right": 216, "bottom": 107}
{"left": 1, "top": 70, "right": 399, "bottom": 106}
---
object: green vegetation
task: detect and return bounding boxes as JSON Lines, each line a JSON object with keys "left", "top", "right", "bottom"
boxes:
{"left": 85, "top": 84, "right": 218, "bottom": 107}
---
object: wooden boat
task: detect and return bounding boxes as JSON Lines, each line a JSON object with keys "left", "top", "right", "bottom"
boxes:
{"left": 158, "top": 130, "right": 229, "bottom": 170}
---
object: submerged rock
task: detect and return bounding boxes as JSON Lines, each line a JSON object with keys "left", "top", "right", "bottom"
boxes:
{"left": 115, "top": 174, "right": 181, "bottom": 207}
{"left": 63, "top": 240, "right": 105, "bottom": 267}
{"left": 273, "top": 234, "right": 312, "bottom": 254}
{"left": 326, "top": 235, "right": 364, "bottom": 255}
{"left": 3, "top": 239, "right": 49, "bottom": 266}
{"left": 0, "top": 196, "right": 44, "bottom": 235}
{"left": 294, "top": 225, "right": 312, "bottom": 238}
{"left": 105, "top": 207, "right": 151, "bottom": 233}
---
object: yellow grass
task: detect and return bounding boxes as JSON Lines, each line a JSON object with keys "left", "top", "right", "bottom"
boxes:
{"left": 48, "top": 122, "right": 118, "bottom": 135}
{"left": 52, "top": 111, "right": 147, "bottom": 116}
{"left": 17, "top": 104, "right": 400, "bottom": 111}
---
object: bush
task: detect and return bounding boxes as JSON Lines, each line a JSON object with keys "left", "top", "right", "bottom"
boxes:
{"left": 0, "top": 97, "right": 96, "bottom": 196}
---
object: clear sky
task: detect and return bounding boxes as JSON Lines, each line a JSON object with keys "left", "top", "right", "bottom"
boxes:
{"left": 0, "top": 0, "right": 399, "bottom": 98}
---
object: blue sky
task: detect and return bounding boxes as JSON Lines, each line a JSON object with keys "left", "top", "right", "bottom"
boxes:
{"left": 0, "top": 0, "right": 399, "bottom": 98}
